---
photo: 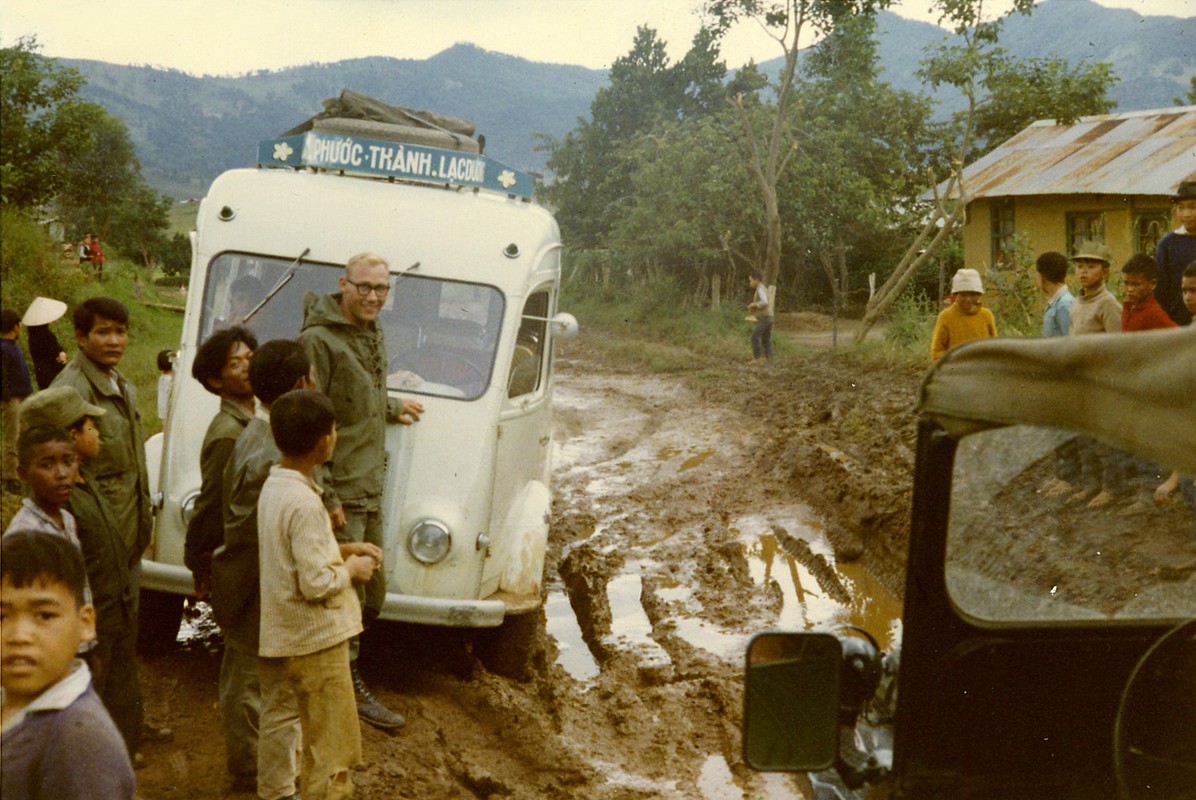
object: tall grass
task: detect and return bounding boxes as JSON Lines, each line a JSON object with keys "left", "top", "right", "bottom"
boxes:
{"left": 560, "top": 252, "right": 782, "bottom": 369}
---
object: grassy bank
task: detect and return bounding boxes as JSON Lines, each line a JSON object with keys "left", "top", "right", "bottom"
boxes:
{"left": 560, "top": 270, "right": 933, "bottom": 376}
{"left": 0, "top": 209, "right": 186, "bottom": 436}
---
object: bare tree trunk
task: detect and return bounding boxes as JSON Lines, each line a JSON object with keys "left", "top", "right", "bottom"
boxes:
{"left": 853, "top": 64, "right": 979, "bottom": 344}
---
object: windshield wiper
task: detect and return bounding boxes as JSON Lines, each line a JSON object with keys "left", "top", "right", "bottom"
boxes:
{"left": 243, "top": 247, "right": 311, "bottom": 324}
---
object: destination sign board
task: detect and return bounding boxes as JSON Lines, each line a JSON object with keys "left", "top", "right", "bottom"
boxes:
{"left": 257, "top": 131, "right": 535, "bottom": 200}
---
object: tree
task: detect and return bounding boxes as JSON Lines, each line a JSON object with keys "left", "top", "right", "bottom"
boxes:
{"left": 703, "top": 0, "right": 891, "bottom": 317}
{"left": 782, "top": 12, "right": 937, "bottom": 337}
{"left": 105, "top": 182, "right": 173, "bottom": 269}
{"left": 609, "top": 111, "right": 764, "bottom": 299}
{"left": 852, "top": 0, "right": 1036, "bottom": 344}
{"left": 56, "top": 109, "right": 143, "bottom": 238}
{"left": 0, "top": 37, "right": 102, "bottom": 208}
{"left": 542, "top": 26, "right": 729, "bottom": 249}
{"left": 970, "top": 54, "right": 1116, "bottom": 159}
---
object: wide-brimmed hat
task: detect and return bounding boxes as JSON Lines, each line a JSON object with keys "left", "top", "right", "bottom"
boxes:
{"left": 21, "top": 296, "right": 68, "bottom": 327}
{"left": 1174, "top": 180, "right": 1196, "bottom": 202}
{"left": 19, "top": 387, "right": 106, "bottom": 432}
{"left": 1071, "top": 239, "right": 1112, "bottom": 264}
{"left": 951, "top": 268, "right": 985, "bottom": 294}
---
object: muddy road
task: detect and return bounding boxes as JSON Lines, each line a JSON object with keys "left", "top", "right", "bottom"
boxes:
{"left": 135, "top": 327, "right": 921, "bottom": 800}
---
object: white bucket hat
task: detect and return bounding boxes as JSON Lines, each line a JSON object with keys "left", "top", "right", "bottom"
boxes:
{"left": 22, "top": 297, "right": 68, "bottom": 327}
{"left": 951, "top": 268, "right": 985, "bottom": 295}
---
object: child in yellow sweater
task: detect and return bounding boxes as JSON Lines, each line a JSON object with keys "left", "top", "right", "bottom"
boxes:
{"left": 930, "top": 268, "right": 997, "bottom": 361}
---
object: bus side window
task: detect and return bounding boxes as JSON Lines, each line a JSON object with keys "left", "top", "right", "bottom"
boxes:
{"left": 509, "top": 291, "right": 548, "bottom": 398}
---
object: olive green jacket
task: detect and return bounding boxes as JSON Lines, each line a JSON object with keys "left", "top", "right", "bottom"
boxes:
{"left": 52, "top": 352, "right": 151, "bottom": 557}
{"left": 69, "top": 468, "right": 136, "bottom": 637}
{"left": 210, "top": 415, "right": 276, "bottom": 655}
{"left": 299, "top": 292, "right": 401, "bottom": 510}
{"left": 183, "top": 399, "right": 253, "bottom": 577}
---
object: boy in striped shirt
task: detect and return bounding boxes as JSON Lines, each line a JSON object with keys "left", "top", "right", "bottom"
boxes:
{"left": 256, "top": 389, "right": 381, "bottom": 800}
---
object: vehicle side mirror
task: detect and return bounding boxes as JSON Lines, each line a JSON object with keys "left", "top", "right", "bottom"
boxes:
{"left": 549, "top": 312, "right": 578, "bottom": 340}
{"left": 743, "top": 632, "right": 842, "bottom": 771}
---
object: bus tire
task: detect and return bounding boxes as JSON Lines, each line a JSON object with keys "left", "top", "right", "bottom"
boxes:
{"left": 137, "top": 589, "right": 184, "bottom": 654}
{"left": 476, "top": 609, "right": 543, "bottom": 682}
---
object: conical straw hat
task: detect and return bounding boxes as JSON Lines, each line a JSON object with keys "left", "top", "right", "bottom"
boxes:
{"left": 22, "top": 297, "right": 68, "bottom": 327}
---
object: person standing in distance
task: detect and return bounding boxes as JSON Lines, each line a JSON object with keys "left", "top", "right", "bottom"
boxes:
{"left": 299, "top": 252, "right": 423, "bottom": 729}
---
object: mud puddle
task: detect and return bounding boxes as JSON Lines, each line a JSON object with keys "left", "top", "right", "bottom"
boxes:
{"left": 545, "top": 370, "right": 903, "bottom": 796}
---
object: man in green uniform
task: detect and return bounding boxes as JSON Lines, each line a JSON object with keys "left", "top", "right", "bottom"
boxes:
{"left": 299, "top": 252, "right": 421, "bottom": 729}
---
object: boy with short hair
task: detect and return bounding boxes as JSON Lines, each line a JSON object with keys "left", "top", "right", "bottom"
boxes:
{"left": 258, "top": 389, "right": 381, "bottom": 800}
{"left": 930, "top": 268, "right": 997, "bottom": 361}
{"left": 1034, "top": 251, "right": 1074, "bottom": 337}
{"left": 1120, "top": 254, "right": 1178, "bottom": 332}
{"left": 1155, "top": 180, "right": 1196, "bottom": 326}
{"left": 213, "top": 339, "right": 314, "bottom": 799}
{"left": 1182, "top": 261, "right": 1196, "bottom": 321}
{"left": 0, "top": 530, "right": 135, "bottom": 799}
{"left": 1069, "top": 240, "right": 1121, "bottom": 334}
{"left": 5, "top": 426, "right": 83, "bottom": 552}
{"left": 2, "top": 308, "right": 35, "bottom": 495}
{"left": 18, "top": 386, "right": 144, "bottom": 761}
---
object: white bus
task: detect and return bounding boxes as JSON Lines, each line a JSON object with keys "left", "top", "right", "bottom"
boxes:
{"left": 143, "top": 117, "right": 576, "bottom": 664}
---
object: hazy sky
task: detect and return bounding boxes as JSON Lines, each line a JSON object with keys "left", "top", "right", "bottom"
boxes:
{"left": 2, "top": 0, "right": 1192, "bottom": 76}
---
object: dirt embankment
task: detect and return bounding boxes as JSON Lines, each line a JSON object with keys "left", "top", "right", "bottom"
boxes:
{"left": 133, "top": 323, "right": 923, "bottom": 800}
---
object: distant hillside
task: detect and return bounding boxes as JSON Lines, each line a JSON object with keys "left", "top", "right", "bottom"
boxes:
{"left": 65, "top": 0, "right": 1192, "bottom": 199}
{"left": 65, "top": 44, "right": 606, "bottom": 198}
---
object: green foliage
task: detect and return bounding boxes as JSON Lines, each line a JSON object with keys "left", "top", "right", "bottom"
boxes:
{"left": 1175, "top": 75, "right": 1196, "bottom": 106}
{"left": 542, "top": 26, "right": 729, "bottom": 249}
{"left": 983, "top": 235, "right": 1040, "bottom": 337}
{"left": 883, "top": 288, "right": 937, "bottom": 354}
{"left": 970, "top": 55, "right": 1117, "bottom": 159}
{"left": 560, "top": 250, "right": 763, "bottom": 366}
{"left": 103, "top": 182, "right": 173, "bottom": 268}
{"left": 0, "top": 207, "right": 88, "bottom": 313}
{"left": 160, "top": 232, "right": 192, "bottom": 276}
{"left": 0, "top": 37, "right": 100, "bottom": 208}
{"left": 2, "top": 37, "right": 176, "bottom": 270}
{"left": 56, "top": 108, "right": 143, "bottom": 236}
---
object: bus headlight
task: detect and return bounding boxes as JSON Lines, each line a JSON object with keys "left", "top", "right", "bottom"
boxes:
{"left": 408, "top": 519, "right": 451, "bottom": 564}
{"left": 179, "top": 491, "right": 201, "bottom": 526}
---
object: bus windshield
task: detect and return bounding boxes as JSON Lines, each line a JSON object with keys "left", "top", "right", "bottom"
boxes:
{"left": 199, "top": 252, "right": 504, "bottom": 400}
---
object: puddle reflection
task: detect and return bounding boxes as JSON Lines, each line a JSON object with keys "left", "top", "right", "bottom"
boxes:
{"left": 544, "top": 583, "right": 600, "bottom": 681}
{"left": 737, "top": 511, "right": 902, "bottom": 650}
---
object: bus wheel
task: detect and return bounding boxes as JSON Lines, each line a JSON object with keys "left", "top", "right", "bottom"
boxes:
{"left": 137, "top": 589, "right": 184, "bottom": 654}
{"left": 475, "top": 610, "right": 544, "bottom": 682}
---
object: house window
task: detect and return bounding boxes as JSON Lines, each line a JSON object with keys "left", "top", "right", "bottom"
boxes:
{"left": 1134, "top": 210, "right": 1170, "bottom": 255}
{"left": 1066, "top": 212, "right": 1105, "bottom": 255}
{"left": 990, "top": 200, "right": 1015, "bottom": 267}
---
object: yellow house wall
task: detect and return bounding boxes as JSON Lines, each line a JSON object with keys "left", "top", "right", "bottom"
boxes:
{"left": 962, "top": 194, "right": 1174, "bottom": 276}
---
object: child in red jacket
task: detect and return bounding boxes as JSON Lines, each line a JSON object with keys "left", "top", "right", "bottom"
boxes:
{"left": 1120, "top": 254, "right": 1178, "bottom": 332}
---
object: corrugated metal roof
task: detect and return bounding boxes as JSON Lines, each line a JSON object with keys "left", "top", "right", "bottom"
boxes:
{"left": 956, "top": 107, "right": 1196, "bottom": 199}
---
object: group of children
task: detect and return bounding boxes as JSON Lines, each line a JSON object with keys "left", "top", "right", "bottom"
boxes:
{"left": 928, "top": 184, "right": 1196, "bottom": 515}
{"left": 3, "top": 314, "right": 373, "bottom": 799}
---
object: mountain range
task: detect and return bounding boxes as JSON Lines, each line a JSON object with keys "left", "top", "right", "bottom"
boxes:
{"left": 62, "top": 0, "right": 1193, "bottom": 199}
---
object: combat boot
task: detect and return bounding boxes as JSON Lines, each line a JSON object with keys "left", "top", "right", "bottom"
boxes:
{"left": 351, "top": 664, "right": 405, "bottom": 729}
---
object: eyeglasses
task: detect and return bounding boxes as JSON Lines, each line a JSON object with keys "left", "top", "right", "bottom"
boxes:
{"left": 345, "top": 278, "right": 392, "bottom": 297}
